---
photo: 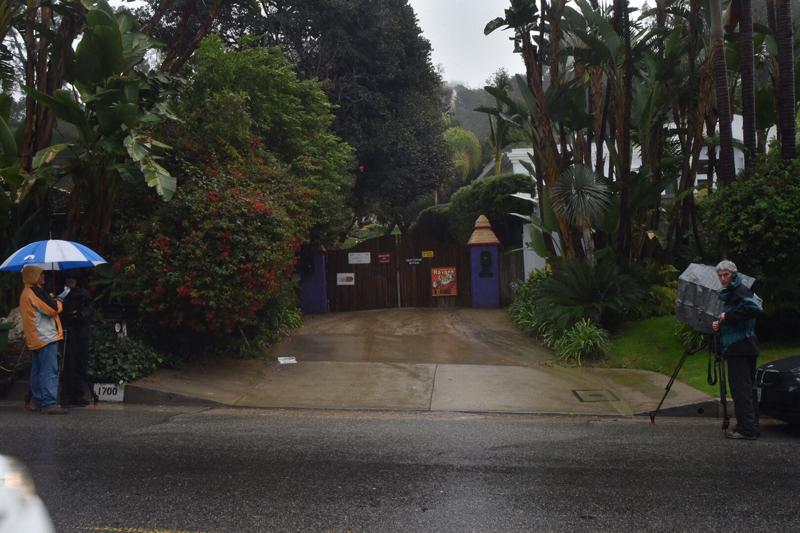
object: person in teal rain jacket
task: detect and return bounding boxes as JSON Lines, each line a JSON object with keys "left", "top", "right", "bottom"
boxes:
{"left": 712, "top": 260, "right": 763, "bottom": 440}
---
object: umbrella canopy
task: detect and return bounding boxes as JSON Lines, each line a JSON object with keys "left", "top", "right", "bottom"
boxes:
{"left": 0, "top": 239, "right": 107, "bottom": 272}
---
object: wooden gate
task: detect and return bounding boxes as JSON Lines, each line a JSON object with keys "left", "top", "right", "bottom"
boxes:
{"left": 326, "top": 235, "right": 471, "bottom": 312}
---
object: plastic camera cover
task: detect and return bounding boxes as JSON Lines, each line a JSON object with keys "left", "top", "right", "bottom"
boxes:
{"left": 675, "top": 263, "right": 759, "bottom": 335}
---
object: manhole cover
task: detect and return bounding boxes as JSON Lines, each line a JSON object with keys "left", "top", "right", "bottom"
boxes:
{"left": 573, "top": 389, "right": 618, "bottom": 402}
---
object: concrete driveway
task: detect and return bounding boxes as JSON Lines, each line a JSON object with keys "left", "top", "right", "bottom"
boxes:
{"left": 126, "top": 308, "right": 713, "bottom": 417}
{"left": 269, "top": 308, "right": 551, "bottom": 366}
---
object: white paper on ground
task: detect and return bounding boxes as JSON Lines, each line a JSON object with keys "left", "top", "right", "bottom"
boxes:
{"left": 277, "top": 356, "right": 297, "bottom": 364}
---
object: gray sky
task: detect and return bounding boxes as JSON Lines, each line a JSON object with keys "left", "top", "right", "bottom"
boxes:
{"left": 407, "top": 0, "right": 523, "bottom": 88}
{"left": 113, "top": 0, "right": 648, "bottom": 89}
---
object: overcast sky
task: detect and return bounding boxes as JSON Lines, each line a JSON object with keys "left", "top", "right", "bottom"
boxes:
{"left": 407, "top": 0, "right": 523, "bottom": 88}
{"left": 112, "top": 0, "right": 649, "bottom": 89}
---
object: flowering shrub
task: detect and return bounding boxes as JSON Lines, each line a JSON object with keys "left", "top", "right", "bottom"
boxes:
{"left": 119, "top": 160, "right": 312, "bottom": 353}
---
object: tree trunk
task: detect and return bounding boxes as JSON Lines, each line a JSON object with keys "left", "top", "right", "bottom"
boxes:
{"left": 776, "top": 0, "right": 796, "bottom": 159}
{"left": 19, "top": 1, "right": 37, "bottom": 171}
{"left": 143, "top": 0, "right": 177, "bottom": 35}
{"left": 519, "top": 35, "right": 578, "bottom": 259}
{"left": 739, "top": 0, "right": 756, "bottom": 171}
{"left": 614, "top": 0, "right": 633, "bottom": 260}
{"left": 710, "top": 0, "right": 736, "bottom": 184}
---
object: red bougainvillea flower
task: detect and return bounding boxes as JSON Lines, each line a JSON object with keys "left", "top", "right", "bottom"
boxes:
{"left": 207, "top": 191, "right": 222, "bottom": 203}
{"left": 176, "top": 285, "right": 191, "bottom": 298}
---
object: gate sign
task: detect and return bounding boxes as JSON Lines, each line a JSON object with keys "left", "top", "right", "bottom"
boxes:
{"left": 422, "top": 250, "right": 434, "bottom": 258}
{"left": 348, "top": 252, "right": 371, "bottom": 264}
{"left": 377, "top": 252, "right": 392, "bottom": 264}
{"left": 337, "top": 273, "right": 355, "bottom": 285}
{"left": 432, "top": 267, "right": 457, "bottom": 297}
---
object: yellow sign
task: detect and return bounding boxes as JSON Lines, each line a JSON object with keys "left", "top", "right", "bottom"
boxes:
{"left": 422, "top": 250, "right": 434, "bottom": 258}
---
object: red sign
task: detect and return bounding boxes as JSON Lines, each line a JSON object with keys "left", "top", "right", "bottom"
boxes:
{"left": 378, "top": 252, "right": 392, "bottom": 264}
{"left": 432, "top": 267, "right": 457, "bottom": 297}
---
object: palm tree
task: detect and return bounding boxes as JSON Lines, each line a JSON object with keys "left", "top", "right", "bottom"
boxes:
{"left": 733, "top": 0, "right": 757, "bottom": 171}
{"left": 550, "top": 164, "right": 611, "bottom": 262}
{"left": 709, "top": 0, "right": 736, "bottom": 184}
{"left": 775, "top": 0, "right": 796, "bottom": 159}
{"left": 613, "top": 0, "right": 633, "bottom": 259}
{"left": 484, "top": 71, "right": 514, "bottom": 175}
{"left": 485, "top": 0, "right": 580, "bottom": 258}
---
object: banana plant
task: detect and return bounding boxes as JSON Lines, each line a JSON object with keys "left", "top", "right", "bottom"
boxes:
{"left": 23, "top": 0, "right": 177, "bottom": 250}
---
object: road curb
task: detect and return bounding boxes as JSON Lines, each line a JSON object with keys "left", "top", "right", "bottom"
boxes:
{"left": 0, "top": 379, "right": 224, "bottom": 409}
{"left": 123, "top": 384, "right": 226, "bottom": 408}
{"left": 635, "top": 399, "right": 733, "bottom": 418}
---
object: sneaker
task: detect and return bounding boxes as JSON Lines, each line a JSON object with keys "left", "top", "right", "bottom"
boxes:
{"left": 42, "top": 405, "right": 69, "bottom": 415}
{"left": 725, "top": 430, "right": 757, "bottom": 440}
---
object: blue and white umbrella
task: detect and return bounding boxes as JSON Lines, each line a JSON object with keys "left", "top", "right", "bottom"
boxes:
{"left": 0, "top": 239, "right": 107, "bottom": 272}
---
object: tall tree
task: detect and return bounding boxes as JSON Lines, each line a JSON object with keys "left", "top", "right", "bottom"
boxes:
{"left": 775, "top": 0, "right": 796, "bottom": 159}
{"left": 140, "top": 0, "right": 453, "bottom": 231}
{"left": 485, "top": 0, "right": 580, "bottom": 258}
{"left": 709, "top": 0, "right": 736, "bottom": 184}
{"left": 725, "top": 0, "right": 757, "bottom": 171}
{"left": 134, "top": 0, "right": 229, "bottom": 73}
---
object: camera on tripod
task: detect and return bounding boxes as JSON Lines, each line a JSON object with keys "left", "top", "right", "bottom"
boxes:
{"left": 650, "top": 263, "right": 760, "bottom": 427}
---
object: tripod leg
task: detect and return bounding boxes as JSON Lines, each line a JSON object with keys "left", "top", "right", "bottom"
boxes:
{"left": 650, "top": 350, "right": 692, "bottom": 424}
{"left": 719, "top": 356, "right": 730, "bottom": 431}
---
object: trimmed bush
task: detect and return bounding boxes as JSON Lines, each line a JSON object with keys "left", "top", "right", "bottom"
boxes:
{"left": 116, "top": 159, "right": 311, "bottom": 358}
{"left": 89, "top": 325, "right": 163, "bottom": 384}
{"left": 410, "top": 204, "right": 455, "bottom": 242}
{"left": 448, "top": 173, "right": 536, "bottom": 244}
{"left": 700, "top": 157, "right": 800, "bottom": 340}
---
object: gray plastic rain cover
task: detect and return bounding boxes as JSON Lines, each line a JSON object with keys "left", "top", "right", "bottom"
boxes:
{"left": 676, "top": 263, "right": 759, "bottom": 335}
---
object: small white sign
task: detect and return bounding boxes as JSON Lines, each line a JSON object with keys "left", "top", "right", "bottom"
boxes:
{"left": 278, "top": 356, "right": 297, "bottom": 364}
{"left": 337, "top": 273, "right": 355, "bottom": 285}
{"left": 348, "top": 252, "right": 371, "bottom": 264}
{"left": 93, "top": 383, "right": 125, "bottom": 402}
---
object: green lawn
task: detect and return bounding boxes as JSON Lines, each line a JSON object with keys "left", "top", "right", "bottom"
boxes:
{"left": 607, "top": 316, "right": 799, "bottom": 395}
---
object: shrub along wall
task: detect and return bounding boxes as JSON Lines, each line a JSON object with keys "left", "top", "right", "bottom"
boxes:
{"left": 700, "top": 157, "right": 800, "bottom": 340}
{"left": 411, "top": 173, "right": 536, "bottom": 244}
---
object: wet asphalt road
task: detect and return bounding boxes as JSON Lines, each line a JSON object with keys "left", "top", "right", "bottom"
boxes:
{"left": 1, "top": 404, "right": 799, "bottom": 533}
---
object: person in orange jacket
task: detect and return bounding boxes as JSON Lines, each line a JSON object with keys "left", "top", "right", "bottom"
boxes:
{"left": 20, "top": 264, "right": 67, "bottom": 414}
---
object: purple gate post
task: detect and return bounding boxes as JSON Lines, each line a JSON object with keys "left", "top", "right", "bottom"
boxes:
{"left": 468, "top": 215, "right": 501, "bottom": 309}
{"left": 299, "top": 249, "right": 328, "bottom": 314}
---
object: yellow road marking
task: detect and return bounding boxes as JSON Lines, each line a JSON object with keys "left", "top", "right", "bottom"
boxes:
{"left": 80, "top": 527, "right": 216, "bottom": 533}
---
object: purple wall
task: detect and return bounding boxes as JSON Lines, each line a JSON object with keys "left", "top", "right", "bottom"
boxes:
{"left": 299, "top": 252, "right": 328, "bottom": 314}
{"left": 470, "top": 245, "right": 500, "bottom": 308}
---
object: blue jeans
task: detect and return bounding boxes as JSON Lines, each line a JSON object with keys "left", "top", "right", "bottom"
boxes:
{"left": 31, "top": 342, "right": 59, "bottom": 410}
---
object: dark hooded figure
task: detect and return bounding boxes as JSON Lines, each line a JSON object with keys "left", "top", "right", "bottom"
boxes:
{"left": 59, "top": 271, "right": 92, "bottom": 406}
{"left": 712, "top": 260, "right": 763, "bottom": 440}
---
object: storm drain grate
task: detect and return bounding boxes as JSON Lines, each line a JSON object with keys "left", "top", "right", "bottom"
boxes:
{"left": 573, "top": 389, "right": 619, "bottom": 402}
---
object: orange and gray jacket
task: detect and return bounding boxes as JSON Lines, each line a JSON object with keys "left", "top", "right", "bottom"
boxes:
{"left": 20, "top": 265, "right": 63, "bottom": 350}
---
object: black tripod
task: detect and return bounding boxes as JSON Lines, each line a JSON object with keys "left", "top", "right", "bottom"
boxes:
{"left": 649, "top": 334, "right": 730, "bottom": 432}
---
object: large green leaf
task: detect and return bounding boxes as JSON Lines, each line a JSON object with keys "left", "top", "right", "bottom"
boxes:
{"left": 32, "top": 144, "right": 71, "bottom": 169}
{"left": 124, "top": 134, "right": 176, "bottom": 200}
{"left": 140, "top": 158, "right": 176, "bottom": 201}
{"left": 74, "top": 20, "right": 123, "bottom": 84}
{"left": 0, "top": 113, "right": 17, "bottom": 166}
{"left": 21, "top": 87, "right": 89, "bottom": 136}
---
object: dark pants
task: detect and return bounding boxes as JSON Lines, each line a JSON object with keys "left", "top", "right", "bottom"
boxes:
{"left": 61, "top": 331, "right": 90, "bottom": 403}
{"left": 726, "top": 355, "right": 760, "bottom": 436}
